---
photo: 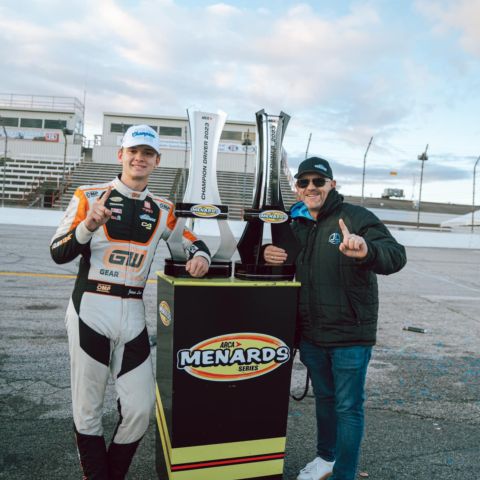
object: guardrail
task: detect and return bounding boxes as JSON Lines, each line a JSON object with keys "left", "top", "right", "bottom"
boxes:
{"left": 0, "top": 93, "right": 84, "bottom": 114}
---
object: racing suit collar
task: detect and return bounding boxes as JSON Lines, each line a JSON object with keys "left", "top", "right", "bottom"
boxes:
{"left": 112, "top": 175, "right": 150, "bottom": 201}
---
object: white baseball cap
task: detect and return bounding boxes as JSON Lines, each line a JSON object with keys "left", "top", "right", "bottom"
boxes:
{"left": 121, "top": 125, "right": 161, "bottom": 154}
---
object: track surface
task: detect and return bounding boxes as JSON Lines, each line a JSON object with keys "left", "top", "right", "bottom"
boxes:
{"left": 1, "top": 224, "right": 479, "bottom": 479}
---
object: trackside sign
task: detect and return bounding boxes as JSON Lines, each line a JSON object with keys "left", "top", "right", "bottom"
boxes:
{"left": 177, "top": 333, "right": 290, "bottom": 381}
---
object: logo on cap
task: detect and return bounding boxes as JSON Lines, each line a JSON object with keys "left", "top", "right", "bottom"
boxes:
{"left": 315, "top": 164, "right": 328, "bottom": 172}
{"left": 132, "top": 131, "right": 155, "bottom": 139}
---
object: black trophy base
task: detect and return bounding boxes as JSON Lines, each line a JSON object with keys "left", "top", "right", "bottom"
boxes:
{"left": 207, "top": 260, "right": 232, "bottom": 278}
{"left": 234, "top": 261, "right": 295, "bottom": 281}
{"left": 164, "top": 259, "right": 189, "bottom": 278}
{"left": 164, "top": 259, "right": 232, "bottom": 278}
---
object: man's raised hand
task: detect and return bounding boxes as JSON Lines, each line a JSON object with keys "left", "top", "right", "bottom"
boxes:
{"left": 85, "top": 186, "right": 113, "bottom": 232}
{"left": 338, "top": 218, "right": 368, "bottom": 259}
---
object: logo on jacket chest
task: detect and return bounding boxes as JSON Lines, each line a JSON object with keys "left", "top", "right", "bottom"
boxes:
{"left": 328, "top": 232, "right": 341, "bottom": 245}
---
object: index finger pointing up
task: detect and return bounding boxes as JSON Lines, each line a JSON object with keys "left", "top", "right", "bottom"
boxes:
{"left": 339, "top": 218, "right": 350, "bottom": 237}
{"left": 98, "top": 186, "right": 112, "bottom": 205}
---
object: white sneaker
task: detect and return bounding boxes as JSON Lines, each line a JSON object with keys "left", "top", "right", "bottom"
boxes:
{"left": 297, "top": 456, "right": 335, "bottom": 480}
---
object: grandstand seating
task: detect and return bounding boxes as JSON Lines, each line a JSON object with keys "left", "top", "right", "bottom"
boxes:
{"left": 0, "top": 155, "right": 81, "bottom": 204}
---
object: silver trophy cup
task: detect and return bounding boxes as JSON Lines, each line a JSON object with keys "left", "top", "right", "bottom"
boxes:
{"left": 165, "top": 108, "right": 236, "bottom": 277}
{"left": 235, "top": 109, "right": 300, "bottom": 280}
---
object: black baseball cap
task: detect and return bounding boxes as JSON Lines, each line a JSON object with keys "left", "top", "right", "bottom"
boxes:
{"left": 294, "top": 157, "right": 333, "bottom": 179}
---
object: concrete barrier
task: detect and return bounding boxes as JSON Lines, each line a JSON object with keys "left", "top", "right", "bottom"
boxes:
{"left": 1, "top": 206, "right": 480, "bottom": 249}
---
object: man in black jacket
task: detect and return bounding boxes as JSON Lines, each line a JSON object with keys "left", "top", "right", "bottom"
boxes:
{"left": 264, "top": 157, "right": 406, "bottom": 480}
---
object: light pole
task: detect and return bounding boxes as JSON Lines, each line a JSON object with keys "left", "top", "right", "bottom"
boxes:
{"left": 416, "top": 144, "right": 429, "bottom": 229}
{"left": 60, "top": 128, "right": 74, "bottom": 210}
{"left": 242, "top": 131, "right": 252, "bottom": 209}
{"left": 361, "top": 136, "right": 373, "bottom": 206}
{"left": 472, "top": 155, "right": 480, "bottom": 233}
{"left": 1, "top": 120, "right": 7, "bottom": 208}
{"left": 304, "top": 132, "right": 312, "bottom": 159}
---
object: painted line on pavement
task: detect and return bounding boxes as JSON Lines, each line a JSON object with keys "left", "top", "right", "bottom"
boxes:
{"left": 0, "top": 271, "right": 157, "bottom": 283}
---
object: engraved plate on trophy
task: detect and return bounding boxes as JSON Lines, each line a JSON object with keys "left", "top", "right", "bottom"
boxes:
{"left": 234, "top": 109, "right": 300, "bottom": 281}
{"left": 165, "top": 108, "right": 236, "bottom": 277}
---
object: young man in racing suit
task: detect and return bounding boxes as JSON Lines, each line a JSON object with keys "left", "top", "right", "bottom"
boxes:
{"left": 50, "top": 125, "right": 210, "bottom": 479}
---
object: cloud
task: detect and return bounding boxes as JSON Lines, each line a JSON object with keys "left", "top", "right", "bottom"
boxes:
{"left": 416, "top": 0, "right": 480, "bottom": 56}
{"left": 0, "top": 0, "right": 477, "bottom": 206}
{"left": 206, "top": 3, "right": 241, "bottom": 16}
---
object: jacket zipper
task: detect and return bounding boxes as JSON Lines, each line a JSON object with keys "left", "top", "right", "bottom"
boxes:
{"left": 305, "top": 222, "right": 318, "bottom": 321}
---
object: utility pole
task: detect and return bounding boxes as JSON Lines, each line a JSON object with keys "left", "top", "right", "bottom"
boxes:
{"left": 304, "top": 133, "right": 312, "bottom": 159}
{"left": 472, "top": 155, "right": 480, "bottom": 233}
{"left": 361, "top": 136, "right": 373, "bottom": 206}
{"left": 182, "top": 124, "right": 189, "bottom": 202}
{"left": 242, "top": 130, "right": 252, "bottom": 209}
{"left": 416, "top": 144, "right": 429, "bottom": 229}
{"left": 1, "top": 117, "right": 7, "bottom": 208}
{"left": 60, "top": 128, "right": 74, "bottom": 210}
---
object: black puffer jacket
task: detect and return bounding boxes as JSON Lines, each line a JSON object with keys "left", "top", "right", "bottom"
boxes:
{"left": 291, "top": 189, "right": 406, "bottom": 347}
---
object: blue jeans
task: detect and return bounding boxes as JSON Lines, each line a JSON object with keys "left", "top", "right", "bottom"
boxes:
{"left": 299, "top": 339, "right": 372, "bottom": 480}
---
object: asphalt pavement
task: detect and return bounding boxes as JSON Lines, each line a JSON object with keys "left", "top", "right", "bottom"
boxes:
{"left": 0, "top": 224, "right": 479, "bottom": 479}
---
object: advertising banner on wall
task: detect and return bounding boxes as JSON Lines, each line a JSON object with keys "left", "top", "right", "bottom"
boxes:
{"left": 116, "top": 136, "right": 256, "bottom": 154}
{"left": 0, "top": 129, "right": 60, "bottom": 142}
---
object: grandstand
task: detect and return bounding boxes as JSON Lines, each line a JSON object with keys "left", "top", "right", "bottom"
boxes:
{"left": 0, "top": 154, "right": 81, "bottom": 206}
{"left": 57, "top": 162, "right": 297, "bottom": 220}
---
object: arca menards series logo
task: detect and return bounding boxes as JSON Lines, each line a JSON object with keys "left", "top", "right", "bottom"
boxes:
{"left": 177, "top": 333, "right": 290, "bottom": 381}
{"left": 259, "top": 210, "right": 289, "bottom": 224}
{"left": 190, "top": 204, "right": 221, "bottom": 218}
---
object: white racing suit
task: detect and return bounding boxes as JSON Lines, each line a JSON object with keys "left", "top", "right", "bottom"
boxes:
{"left": 50, "top": 175, "right": 210, "bottom": 479}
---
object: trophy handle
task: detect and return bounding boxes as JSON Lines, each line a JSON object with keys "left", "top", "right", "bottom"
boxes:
{"left": 271, "top": 222, "right": 301, "bottom": 264}
{"left": 237, "top": 220, "right": 264, "bottom": 265}
{"left": 166, "top": 217, "right": 189, "bottom": 260}
{"left": 212, "top": 220, "right": 237, "bottom": 261}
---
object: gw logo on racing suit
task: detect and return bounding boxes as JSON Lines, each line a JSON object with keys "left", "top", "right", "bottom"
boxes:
{"left": 107, "top": 249, "right": 146, "bottom": 269}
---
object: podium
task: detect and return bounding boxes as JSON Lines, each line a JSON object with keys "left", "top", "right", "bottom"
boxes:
{"left": 156, "top": 272, "right": 300, "bottom": 480}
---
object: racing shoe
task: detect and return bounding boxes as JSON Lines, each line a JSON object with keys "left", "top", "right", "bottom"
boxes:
{"left": 107, "top": 440, "right": 140, "bottom": 479}
{"left": 297, "top": 456, "right": 335, "bottom": 480}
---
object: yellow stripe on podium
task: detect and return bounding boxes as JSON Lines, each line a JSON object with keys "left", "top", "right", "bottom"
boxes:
{"left": 171, "top": 459, "right": 284, "bottom": 480}
{"left": 156, "top": 384, "right": 286, "bottom": 479}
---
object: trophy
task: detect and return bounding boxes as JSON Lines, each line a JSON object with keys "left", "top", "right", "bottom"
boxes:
{"left": 234, "top": 110, "right": 300, "bottom": 280}
{"left": 165, "top": 109, "right": 236, "bottom": 277}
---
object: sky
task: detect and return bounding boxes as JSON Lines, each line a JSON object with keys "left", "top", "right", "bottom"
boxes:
{"left": 0, "top": 0, "right": 480, "bottom": 205}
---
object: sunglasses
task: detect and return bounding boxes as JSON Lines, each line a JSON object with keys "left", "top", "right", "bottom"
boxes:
{"left": 296, "top": 177, "right": 330, "bottom": 188}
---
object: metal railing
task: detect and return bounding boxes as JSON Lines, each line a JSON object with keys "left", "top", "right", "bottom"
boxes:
{"left": 0, "top": 93, "right": 84, "bottom": 116}
{"left": 281, "top": 149, "right": 296, "bottom": 192}
{"left": 9, "top": 153, "right": 83, "bottom": 164}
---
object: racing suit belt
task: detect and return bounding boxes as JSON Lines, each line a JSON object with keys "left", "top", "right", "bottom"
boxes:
{"left": 86, "top": 280, "right": 144, "bottom": 299}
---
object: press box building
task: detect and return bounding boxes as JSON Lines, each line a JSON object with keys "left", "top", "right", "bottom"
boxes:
{"left": 0, "top": 93, "right": 85, "bottom": 202}
{"left": 92, "top": 112, "right": 258, "bottom": 173}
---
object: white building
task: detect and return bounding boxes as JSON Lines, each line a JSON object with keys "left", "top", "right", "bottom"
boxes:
{"left": 0, "top": 93, "right": 84, "bottom": 162}
{"left": 0, "top": 94, "right": 86, "bottom": 203}
{"left": 92, "top": 112, "right": 257, "bottom": 172}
